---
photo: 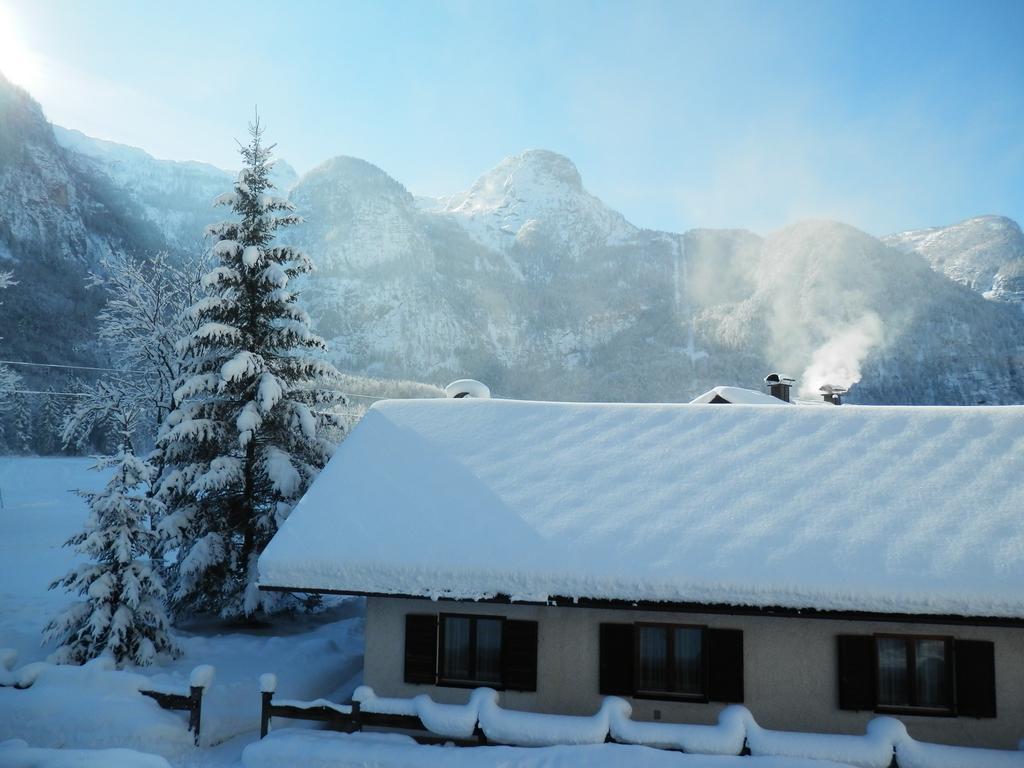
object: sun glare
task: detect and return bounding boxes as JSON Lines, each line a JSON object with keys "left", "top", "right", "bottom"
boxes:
{"left": 0, "top": 4, "right": 43, "bottom": 92}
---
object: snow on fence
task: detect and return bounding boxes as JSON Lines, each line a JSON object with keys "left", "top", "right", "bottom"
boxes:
{"left": 0, "top": 648, "right": 211, "bottom": 747}
{"left": 258, "top": 680, "right": 1024, "bottom": 768}
{"left": 258, "top": 674, "right": 487, "bottom": 745}
{"left": 139, "top": 664, "right": 214, "bottom": 746}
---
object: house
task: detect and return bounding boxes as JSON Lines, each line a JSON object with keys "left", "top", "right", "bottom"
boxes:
{"left": 257, "top": 392, "right": 1024, "bottom": 750}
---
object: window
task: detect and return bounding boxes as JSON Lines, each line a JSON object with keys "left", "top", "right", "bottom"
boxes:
{"left": 875, "top": 635, "right": 952, "bottom": 713}
{"left": 599, "top": 622, "right": 743, "bottom": 703}
{"left": 439, "top": 614, "right": 503, "bottom": 685}
{"left": 404, "top": 613, "right": 539, "bottom": 691}
{"left": 635, "top": 624, "right": 705, "bottom": 698}
{"left": 838, "top": 633, "right": 995, "bottom": 718}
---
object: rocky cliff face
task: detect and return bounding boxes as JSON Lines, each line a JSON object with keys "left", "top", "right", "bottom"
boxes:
{"left": 52, "top": 125, "right": 297, "bottom": 254}
{"left": 0, "top": 74, "right": 161, "bottom": 372}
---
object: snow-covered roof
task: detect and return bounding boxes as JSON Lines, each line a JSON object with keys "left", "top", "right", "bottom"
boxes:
{"left": 689, "top": 386, "right": 791, "bottom": 405}
{"left": 258, "top": 399, "right": 1024, "bottom": 618}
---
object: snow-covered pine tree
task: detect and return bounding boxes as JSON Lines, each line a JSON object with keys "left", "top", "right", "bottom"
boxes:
{"left": 35, "top": 388, "right": 65, "bottom": 455}
{"left": 9, "top": 395, "right": 33, "bottom": 454}
{"left": 157, "top": 117, "right": 344, "bottom": 619}
{"left": 45, "top": 389, "right": 178, "bottom": 666}
{"left": 0, "top": 270, "right": 20, "bottom": 432}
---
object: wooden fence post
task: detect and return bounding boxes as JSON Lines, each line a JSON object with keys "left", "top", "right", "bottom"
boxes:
{"left": 351, "top": 700, "right": 362, "bottom": 732}
{"left": 260, "top": 691, "right": 273, "bottom": 738}
{"left": 189, "top": 685, "right": 203, "bottom": 746}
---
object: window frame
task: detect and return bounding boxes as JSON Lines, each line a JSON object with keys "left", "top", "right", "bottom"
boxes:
{"left": 437, "top": 612, "right": 507, "bottom": 690}
{"left": 873, "top": 633, "right": 955, "bottom": 717}
{"left": 632, "top": 622, "right": 709, "bottom": 702}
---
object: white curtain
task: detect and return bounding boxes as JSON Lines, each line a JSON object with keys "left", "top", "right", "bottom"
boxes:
{"left": 638, "top": 626, "right": 667, "bottom": 690}
{"left": 672, "top": 627, "right": 702, "bottom": 694}
{"left": 915, "top": 639, "right": 947, "bottom": 708}
{"left": 877, "top": 637, "right": 909, "bottom": 706}
{"left": 443, "top": 617, "right": 471, "bottom": 680}
{"left": 475, "top": 618, "right": 503, "bottom": 683}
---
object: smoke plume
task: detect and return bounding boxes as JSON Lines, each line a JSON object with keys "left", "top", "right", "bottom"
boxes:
{"left": 798, "top": 312, "right": 884, "bottom": 399}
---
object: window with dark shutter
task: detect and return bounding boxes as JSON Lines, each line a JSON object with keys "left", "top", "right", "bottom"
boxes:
{"left": 837, "top": 633, "right": 990, "bottom": 718}
{"left": 955, "top": 640, "right": 996, "bottom": 718}
{"left": 874, "top": 635, "right": 954, "bottom": 714}
{"left": 837, "top": 635, "right": 875, "bottom": 710}
{"left": 404, "top": 614, "right": 438, "bottom": 684}
{"left": 599, "top": 623, "right": 634, "bottom": 695}
{"left": 437, "top": 613, "right": 507, "bottom": 687}
{"left": 634, "top": 623, "right": 706, "bottom": 700}
{"left": 707, "top": 628, "right": 744, "bottom": 702}
{"left": 502, "top": 620, "right": 538, "bottom": 692}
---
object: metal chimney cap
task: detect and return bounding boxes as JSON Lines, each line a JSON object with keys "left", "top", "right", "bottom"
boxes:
{"left": 444, "top": 379, "right": 491, "bottom": 399}
{"left": 818, "top": 384, "right": 849, "bottom": 396}
{"left": 764, "top": 373, "right": 795, "bottom": 385}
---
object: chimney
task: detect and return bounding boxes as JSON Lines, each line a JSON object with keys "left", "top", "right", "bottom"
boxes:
{"left": 444, "top": 379, "right": 491, "bottom": 399}
{"left": 819, "top": 384, "right": 847, "bottom": 405}
{"left": 764, "top": 373, "right": 795, "bottom": 403}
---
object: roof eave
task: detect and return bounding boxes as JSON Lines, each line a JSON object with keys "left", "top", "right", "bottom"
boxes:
{"left": 257, "top": 584, "right": 1024, "bottom": 628}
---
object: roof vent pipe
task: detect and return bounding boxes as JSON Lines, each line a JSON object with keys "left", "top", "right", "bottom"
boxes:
{"left": 764, "top": 373, "right": 795, "bottom": 403}
{"left": 444, "top": 379, "right": 491, "bottom": 399}
{"left": 819, "top": 384, "right": 847, "bottom": 406}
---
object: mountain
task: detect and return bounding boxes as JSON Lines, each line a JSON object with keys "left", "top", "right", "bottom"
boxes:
{"left": 5, "top": 92, "right": 1024, "bottom": 406}
{"left": 884, "top": 216, "right": 1024, "bottom": 305}
{"left": 288, "top": 151, "right": 1024, "bottom": 404}
{"left": 0, "top": 73, "right": 163, "bottom": 374}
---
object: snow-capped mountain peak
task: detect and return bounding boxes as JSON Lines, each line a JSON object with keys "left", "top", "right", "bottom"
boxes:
{"left": 443, "top": 149, "right": 636, "bottom": 255}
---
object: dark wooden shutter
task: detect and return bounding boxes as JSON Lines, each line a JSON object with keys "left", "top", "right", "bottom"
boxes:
{"left": 599, "top": 623, "right": 635, "bottom": 695}
{"left": 706, "top": 628, "right": 744, "bottom": 702}
{"left": 404, "top": 614, "right": 438, "bottom": 684}
{"left": 837, "top": 635, "right": 875, "bottom": 710}
{"left": 955, "top": 639, "right": 996, "bottom": 718}
{"left": 502, "top": 620, "right": 538, "bottom": 691}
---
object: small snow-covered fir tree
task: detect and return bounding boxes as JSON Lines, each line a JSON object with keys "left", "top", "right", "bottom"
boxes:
{"left": 45, "top": 393, "right": 178, "bottom": 666}
{"left": 157, "top": 117, "right": 344, "bottom": 619}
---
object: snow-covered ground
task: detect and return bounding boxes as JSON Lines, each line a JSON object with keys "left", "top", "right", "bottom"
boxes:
{"left": 0, "top": 457, "right": 364, "bottom": 767}
{"left": 243, "top": 731, "right": 858, "bottom": 768}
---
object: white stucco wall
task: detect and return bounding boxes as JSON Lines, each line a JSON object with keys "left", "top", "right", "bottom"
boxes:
{"left": 365, "top": 596, "right": 1024, "bottom": 749}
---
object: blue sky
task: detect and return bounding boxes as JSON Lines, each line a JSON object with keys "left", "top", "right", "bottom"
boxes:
{"left": 3, "top": 0, "right": 1022, "bottom": 235}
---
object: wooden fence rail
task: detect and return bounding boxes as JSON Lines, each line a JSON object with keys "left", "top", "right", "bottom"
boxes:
{"left": 259, "top": 693, "right": 488, "bottom": 746}
{"left": 140, "top": 684, "right": 204, "bottom": 746}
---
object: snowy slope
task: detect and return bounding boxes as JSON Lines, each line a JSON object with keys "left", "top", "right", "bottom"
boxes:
{"left": 884, "top": 216, "right": 1024, "bottom": 305}
{"left": 0, "top": 457, "right": 365, "bottom": 762}
{"left": 260, "top": 398, "right": 1024, "bottom": 618}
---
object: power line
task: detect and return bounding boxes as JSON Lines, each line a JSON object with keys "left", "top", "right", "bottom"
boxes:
{"left": 5, "top": 389, "right": 91, "bottom": 398}
{"left": 0, "top": 359, "right": 151, "bottom": 375}
{"left": 6, "top": 387, "right": 391, "bottom": 402}
{"left": 0, "top": 359, "right": 416, "bottom": 402}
